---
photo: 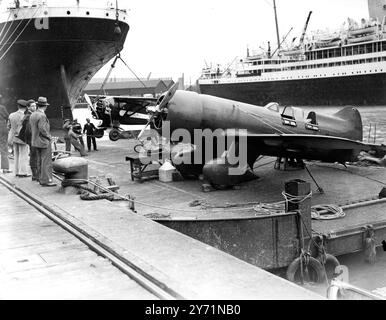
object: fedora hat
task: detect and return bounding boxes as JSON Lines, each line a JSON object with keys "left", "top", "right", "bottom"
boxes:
{"left": 17, "top": 99, "right": 28, "bottom": 107}
{"left": 37, "top": 96, "right": 50, "bottom": 106}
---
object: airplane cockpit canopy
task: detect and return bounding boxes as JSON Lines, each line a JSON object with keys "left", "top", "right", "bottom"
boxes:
{"left": 306, "top": 111, "right": 318, "bottom": 125}
{"left": 265, "top": 102, "right": 281, "bottom": 113}
{"left": 280, "top": 106, "right": 306, "bottom": 123}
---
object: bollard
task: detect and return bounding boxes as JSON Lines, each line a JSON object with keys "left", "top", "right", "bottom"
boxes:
{"left": 127, "top": 195, "right": 136, "bottom": 213}
{"left": 285, "top": 179, "right": 312, "bottom": 242}
{"left": 53, "top": 157, "right": 88, "bottom": 184}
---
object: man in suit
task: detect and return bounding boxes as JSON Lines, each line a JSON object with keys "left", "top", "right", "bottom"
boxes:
{"left": 0, "top": 94, "right": 11, "bottom": 173}
{"left": 18, "top": 100, "right": 39, "bottom": 180}
{"left": 83, "top": 118, "right": 98, "bottom": 152}
{"left": 30, "top": 97, "right": 56, "bottom": 187}
{"left": 8, "top": 99, "right": 31, "bottom": 177}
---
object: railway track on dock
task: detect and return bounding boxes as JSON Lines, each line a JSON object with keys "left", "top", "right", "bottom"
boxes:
{"left": 0, "top": 176, "right": 182, "bottom": 300}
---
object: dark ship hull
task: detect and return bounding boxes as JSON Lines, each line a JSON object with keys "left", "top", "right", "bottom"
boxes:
{"left": 198, "top": 73, "right": 386, "bottom": 107}
{"left": 0, "top": 14, "right": 129, "bottom": 129}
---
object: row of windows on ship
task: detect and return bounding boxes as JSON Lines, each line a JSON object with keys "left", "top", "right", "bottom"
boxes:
{"left": 237, "top": 56, "right": 386, "bottom": 77}
{"left": 245, "top": 41, "right": 386, "bottom": 66}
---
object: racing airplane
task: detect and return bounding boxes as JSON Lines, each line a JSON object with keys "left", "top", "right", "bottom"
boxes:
{"left": 137, "top": 84, "right": 386, "bottom": 188}
{"left": 84, "top": 94, "right": 157, "bottom": 141}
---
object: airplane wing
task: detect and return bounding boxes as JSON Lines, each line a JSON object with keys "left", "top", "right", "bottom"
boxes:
{"left": 113, "top": 96, "right": 158, "bottom": 105}
{"left": 225, "top": 131, "right": 373, "bottom": 163}
{"left": 87, "top": 95, "right": 157, "bottom": 107}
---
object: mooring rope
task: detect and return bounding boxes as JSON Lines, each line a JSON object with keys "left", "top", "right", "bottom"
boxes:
{"left": 0, "top": 7, "right": 39, "bottom": 63}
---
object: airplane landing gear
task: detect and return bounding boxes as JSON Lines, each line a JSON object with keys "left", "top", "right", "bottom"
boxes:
{"left": 108, "top": 128, "right": 137, "bottom": 141}
{"left": 94, "top": 129, "right": 105, "bottom": 139}
{"left": 109, "top": 128, "right": 121, "bottom": 141}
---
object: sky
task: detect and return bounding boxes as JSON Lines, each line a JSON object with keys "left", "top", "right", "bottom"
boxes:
{"left": 3, "top": 0, "right": 371, "bottom": 82}
{"left": 97, "top": 0, "right": 370, "bottom": 83}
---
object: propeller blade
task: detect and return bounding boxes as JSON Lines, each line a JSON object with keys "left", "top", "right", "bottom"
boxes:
{"left": 84, "top": 94, "right": 92, "bottom": 107}
{"left": 137, "top": 83, "right": 179, "bottom": 141}
{"left": 156, "top": 82, "right": 179, "bottom": 112}
{"left": 138, "top": 120, "right": 152, "bottom": 140}
{"left": 84, "top": 94, "right": 98, "bottom": 115}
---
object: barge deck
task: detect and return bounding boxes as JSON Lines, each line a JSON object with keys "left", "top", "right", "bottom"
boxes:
{"left": 80, "top": 138, "right": 386, "bottom": 294}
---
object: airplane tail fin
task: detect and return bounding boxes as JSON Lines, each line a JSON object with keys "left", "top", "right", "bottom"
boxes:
{"left": 334, "top": 107, "right": 363, "bottom": 141}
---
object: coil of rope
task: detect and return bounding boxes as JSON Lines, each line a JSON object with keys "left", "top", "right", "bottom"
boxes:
{"left": 311, "top": 204, "right": 346, "bottom": 220}
{"left": 62, "top": 181, "right": 114, "bottom": 202}
{"left": 252, "top": 191, "right": 346, "bottom": 221}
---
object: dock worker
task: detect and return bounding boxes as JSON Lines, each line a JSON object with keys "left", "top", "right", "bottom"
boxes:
{"left": 69, "top": 122, "right": 87, "bottom": 157}
{"left": 62, "top": 119, "right": 72, "bottom": 152}
{"left": 83, "top": 118, "right": 98, "bottom": 152}
{"left": 30, "top": 97, "right": 56, "bottom": 187}
{"left": 0, "top": 94, "right": 11, "bottom": 174}
{"left": 8, "top": 99, "right": 31, "bottom": 177}
{"left": 73, "top": 119, "right": 85, "bottom": 148}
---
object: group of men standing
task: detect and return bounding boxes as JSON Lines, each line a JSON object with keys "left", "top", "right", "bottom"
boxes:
{"left": 63, "top": 118, "right": 98, "bottom": 157}
{"left": 0, "top": 95, "right": 56, "bottom": 187}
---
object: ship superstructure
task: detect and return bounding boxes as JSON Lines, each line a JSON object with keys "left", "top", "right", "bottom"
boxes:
{"left": 198, "top": 0, "right": 386, "bottom": 107}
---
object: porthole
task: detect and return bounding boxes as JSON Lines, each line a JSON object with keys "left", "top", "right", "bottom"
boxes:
{"left": 44, "top": 11, "right": 48, "bottom": 15}
{"left": 14, "top": 14, "right": 17, "bottom": 18}
{"left": 86, "top": 11, "right": 90, "bottom": 15}
{"left": 106, "top": 13, "right": 109, "bottom": 16}
{"left": 67, "top": 11, "right": 71, "bottom": 15}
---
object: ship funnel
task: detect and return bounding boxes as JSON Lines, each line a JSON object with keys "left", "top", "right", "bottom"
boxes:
{"left": 368, "top": 0, "right": 386, "bottom": 22}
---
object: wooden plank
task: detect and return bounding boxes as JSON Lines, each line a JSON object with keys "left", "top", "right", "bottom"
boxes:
{"left": 2, "top": 258, "right": 115, "bottom": 280}
{"left": 0, "top": 239, "right": 81, "bottom": 256}
{"left": 0, "top": 233, "right": 76, "bottom": 250}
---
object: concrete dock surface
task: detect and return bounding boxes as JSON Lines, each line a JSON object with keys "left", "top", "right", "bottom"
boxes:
{"left": 0, "top": 183, "right": 157, "bottom": 300}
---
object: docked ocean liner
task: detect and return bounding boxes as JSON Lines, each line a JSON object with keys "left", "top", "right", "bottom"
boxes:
{"left": 0, "top": 0, "right": 129, "bottom": 128}
{"left": 198, "top": 0, "right": 386, "bottom": 107}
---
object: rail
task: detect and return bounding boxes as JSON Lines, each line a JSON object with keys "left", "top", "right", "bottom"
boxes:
{"left": 327, "top": 279, "right": 386, "bottom": 300}
{"left": 0, "top": 175, "right": 184, "bottom": 300}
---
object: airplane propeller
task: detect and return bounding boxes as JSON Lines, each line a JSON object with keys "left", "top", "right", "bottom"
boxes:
{"left": 84, "top": 93, "right": 98, "bottom": 116}
{"left": 137, "top": 82, "right": 179, "bottom": 140}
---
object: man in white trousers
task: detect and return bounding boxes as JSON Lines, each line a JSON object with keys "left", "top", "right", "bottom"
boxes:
{"left": 8, "top": 100, "right": 31, "bottom": 178}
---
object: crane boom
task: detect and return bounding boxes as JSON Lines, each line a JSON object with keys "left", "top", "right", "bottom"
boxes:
{"left": 299, "top": 11, "right": 313, "bottom": 46}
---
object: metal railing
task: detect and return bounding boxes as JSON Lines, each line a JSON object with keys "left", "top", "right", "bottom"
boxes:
{"left": 327, "top": 279, "right": 386, "bottom": 300}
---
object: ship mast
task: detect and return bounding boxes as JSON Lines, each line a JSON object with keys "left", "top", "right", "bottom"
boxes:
{"left": 273, "top": 0, "right": 281, "bottom": 51}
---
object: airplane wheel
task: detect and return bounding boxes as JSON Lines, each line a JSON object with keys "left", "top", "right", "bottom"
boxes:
{"left": 94, "top": 129, "right": 105, "bottom": 139}
{"left": 109, "top": 129, "right": 121, "bottom": 141}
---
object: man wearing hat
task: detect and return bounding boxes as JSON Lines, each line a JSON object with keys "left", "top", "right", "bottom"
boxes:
{"left": 30, "top": 97, "right": 56, "bottom": 187}
{"left": 0, "top": 94, "right": 11, "bottom": 173}
{"left": 18, "top": 100, "right": 38, "bottom": 180}
{"left": 8, "top": 99, "right": 30, "bottom": 177}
